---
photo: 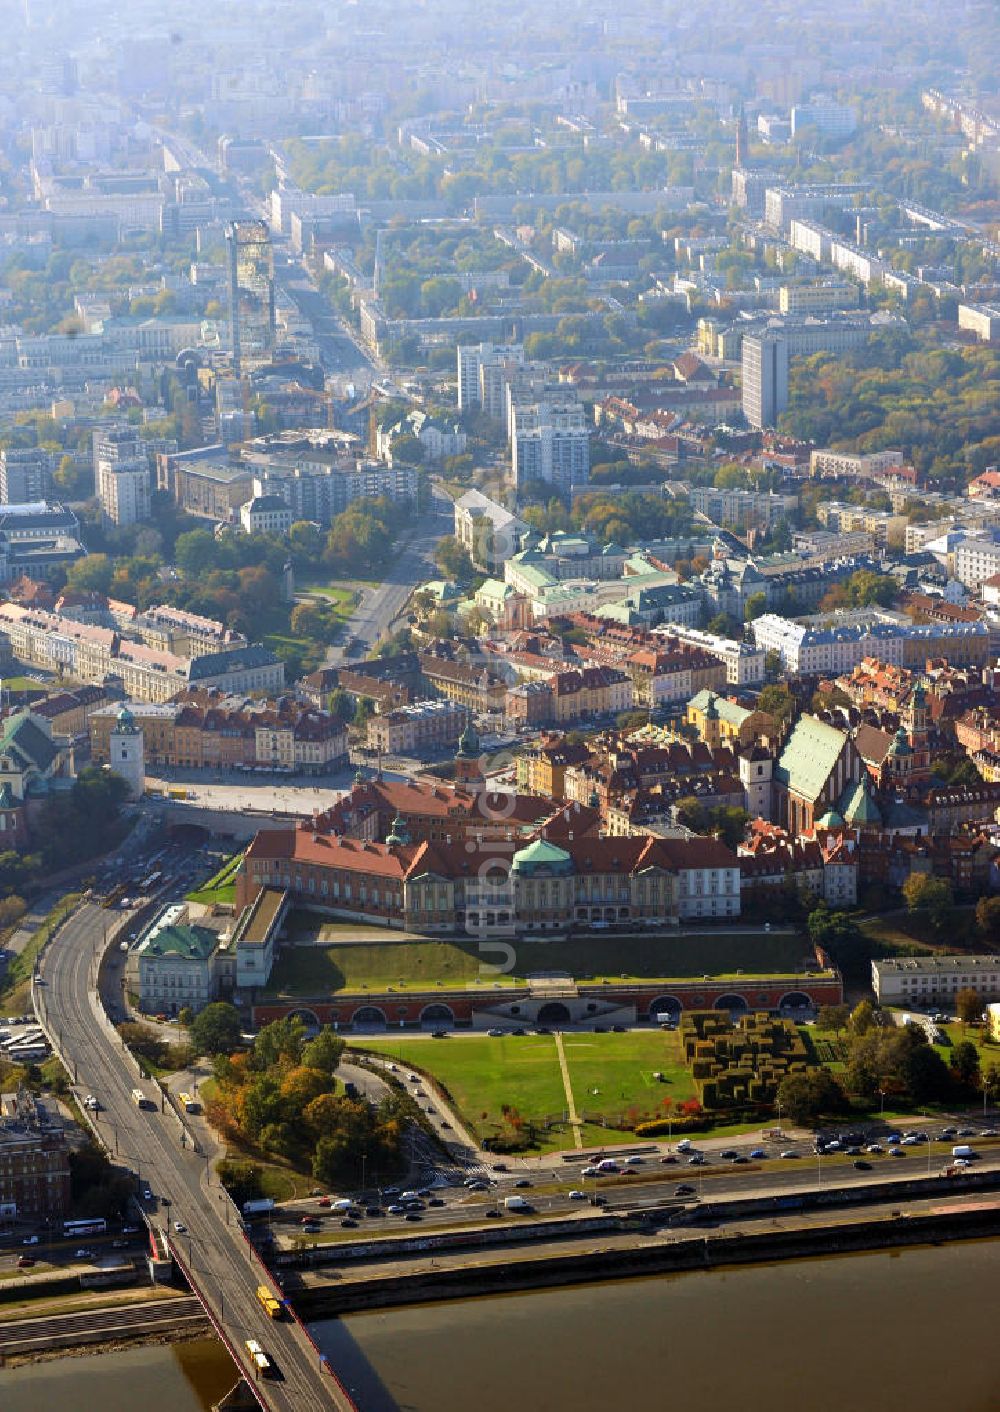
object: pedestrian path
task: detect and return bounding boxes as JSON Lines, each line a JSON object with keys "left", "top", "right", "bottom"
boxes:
{"left": 554, "top": 1030, "right": 584, "bottom": 1149}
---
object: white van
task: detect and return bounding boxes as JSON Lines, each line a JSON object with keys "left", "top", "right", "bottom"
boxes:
{"left": 596, "top": 1158, "right": 619, "bottom": 1172}
{"left": 952, "top": 1144, "right": 975, "bottom": 1159}
{"left": 676, "top": 1139, "right": 693, "bottom": 1153}
{"left": 331, "top": 1198, "right": 353, "bottom": 1211}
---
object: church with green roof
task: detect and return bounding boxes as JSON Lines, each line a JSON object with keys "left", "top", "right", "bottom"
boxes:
{"left": 774, "top": 714, "right": 881, "bottom": 836}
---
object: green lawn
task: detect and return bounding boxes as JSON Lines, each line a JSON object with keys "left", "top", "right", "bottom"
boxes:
{"left": 937, "top": 1020, "right": 1000, "bottom": 1069}
{"left": 301, "top": 585, "right": 356, "bottom": 617}
{"left": 0, "top": 676, "right": 47, "bottom": 695}
{"left": 0, "top": 893, "right": 81, "bottom": 1003}
{"left": 267, "top": 938, "right": 507, "bottom": 995}
{"left": 860, "top": 907, "right": 978, "bottom": 958}
{"left": 186, "top": 853, "right": 242, "bottom": 908}
{"left": 562, "top": 1030, "right": 697, "bottom": 1128}
{"left": 351, "top": 1030, "right": 706, "bottom": 1151}
{"left": 352, "top": 1034, "right": 568, "bottom": 1147}
{"left": 266, "top": 927, "right": 820, "bottom": 998}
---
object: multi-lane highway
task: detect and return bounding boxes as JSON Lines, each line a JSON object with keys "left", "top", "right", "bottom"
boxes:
{"left": 34, "top": 901, "right": 356, "bottom": 1412}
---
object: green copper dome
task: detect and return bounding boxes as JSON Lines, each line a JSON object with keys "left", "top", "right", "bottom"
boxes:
{"left": 511, "top": 838, "right": 573, "bottom": 877}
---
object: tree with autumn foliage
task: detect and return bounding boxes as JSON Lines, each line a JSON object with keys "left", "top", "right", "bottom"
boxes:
{"left": 206, "top": 1020, "right": 404, "bottom": 1187}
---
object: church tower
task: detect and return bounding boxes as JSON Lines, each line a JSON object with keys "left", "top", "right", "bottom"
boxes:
{"left": 108, "top": 706, "right": 144, "bottom": 800}
{"left": 904, "top": 681, "right": 931, "bottom": 778}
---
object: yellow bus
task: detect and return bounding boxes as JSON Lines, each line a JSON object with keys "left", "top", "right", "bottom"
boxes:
{"left": 178, "top": 1092, "right": 200, "bottom": 1114}
{"left": 256, "top": 1283, "right": 284, "bottom": 1319}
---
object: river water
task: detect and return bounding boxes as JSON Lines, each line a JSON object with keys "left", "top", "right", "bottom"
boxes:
{"left": 5, "top": 1241, "right": 999, "bottom": 1412}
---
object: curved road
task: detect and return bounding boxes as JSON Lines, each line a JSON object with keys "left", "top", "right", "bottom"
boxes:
{"left": 325, "top": 487, "right": 453, "bottom": 666}
{"left": 34, "top": 901, "right": 354, "bottom": 1412}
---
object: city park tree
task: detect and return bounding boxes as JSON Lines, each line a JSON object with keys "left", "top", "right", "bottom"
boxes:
{"left": 951, "top": 1040, "right": 981, "bottom": 1088}
{"left": 956, "top": 986, "right": 984, "bottom": 1027}
{"left": 975, "top": 895, "right": 1000, "bottom": 944}
{"left": 901, "top": 874, "right": 953, "bottom": 934}
{"left": 776, "top": 1067, "right": 846, "bottom": 1125}
{"left": 189, "top": 1002, "right": 243, "bottom": 1056}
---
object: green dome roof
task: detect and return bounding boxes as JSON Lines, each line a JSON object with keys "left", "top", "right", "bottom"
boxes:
{"left": 889, "top": 726, "right": 912, "bottom": 756}
{"left": 815, "top": 807, "right": 845, "bottom": 829}
{"left": 511, "top": 838, "right": 573, "bottom": 877}
{"left": 114, "top": 705, "right": 138, "bottom": 734}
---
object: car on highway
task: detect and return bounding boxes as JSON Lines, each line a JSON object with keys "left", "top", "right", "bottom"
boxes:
{"left": 514, "top": 1179, "right": 532, "bottom": 1188}
{"left": 428, "top": 1197, "right": 445, "bottom": 1208}
{"left": 780, "top": 1151, "right": 800, "bottom": 1159}
{"left": 387, "top": 1204, "right": 405, "bottom": 1215}
{"left": 674, "top": 1184, "right": 695, "bottom": 1196}
{"left": 172, "top": 1222, "right": 186, "bottom": 1234}
{"left": 853, "top": 1160, "right": 872, "bottom": 1171}
{"left": 568, "top": 1190, "right": 586, "bottom": 1200}
{"left": 404, "top": 1212, "right": 422, "bottom": 1222}
{"left": 142, "top": 1188, "right": 152, "bottom": 1201}
{"left": 889, "top": 1147, "right": 906, "bottom": 1157}
{"left": 74, "top": 1248, "right": 93, "bottom": 1258}
{"left": 719, "top": 1149, "right": 738, "bottom": 1160}
{"left": 749, "top": 1148, "right": 765, "bottom": 1160}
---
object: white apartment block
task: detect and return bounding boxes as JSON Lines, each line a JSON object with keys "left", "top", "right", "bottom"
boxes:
{"left": 958, "top": 304, "right": 1000, "bottom": 344}
{"left": 809, "top": 448, "right": 904, "bottom": 479}
{"left": 650, "top": 623, "right": 766, "bottom": 686}
{"left": 954, "top": 535, "right": 1000, "bottom": 588}
{"left": 752, "top": 611, "right": 992, "bottom": 675}
{"left": 97, "top": 459, "right": 151, "bottom": 527}
{"left": 872, "top": 955, "right": 1000, "bottom": 1007}
{"left": 790, "top": 102, "right": 858, "bottom": 138}
{"left": 788, "top": 219, "right": 832, "bottom": 263}
{"left": 779, "top": 281, "right": 855, "bottom": 315}
{"left": 456, "top": 341, "right": 524, "bottom": 412}
{"left": 511, "top": 401, "right": 590, "bottom": 493}
{"left": 829, "top": 238, "right": 889, "bottom": 287}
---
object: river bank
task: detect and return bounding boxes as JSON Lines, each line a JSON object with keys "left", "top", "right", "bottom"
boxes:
{"left": 291, "top": 1192, "right": 1000, "bottom": 1316}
